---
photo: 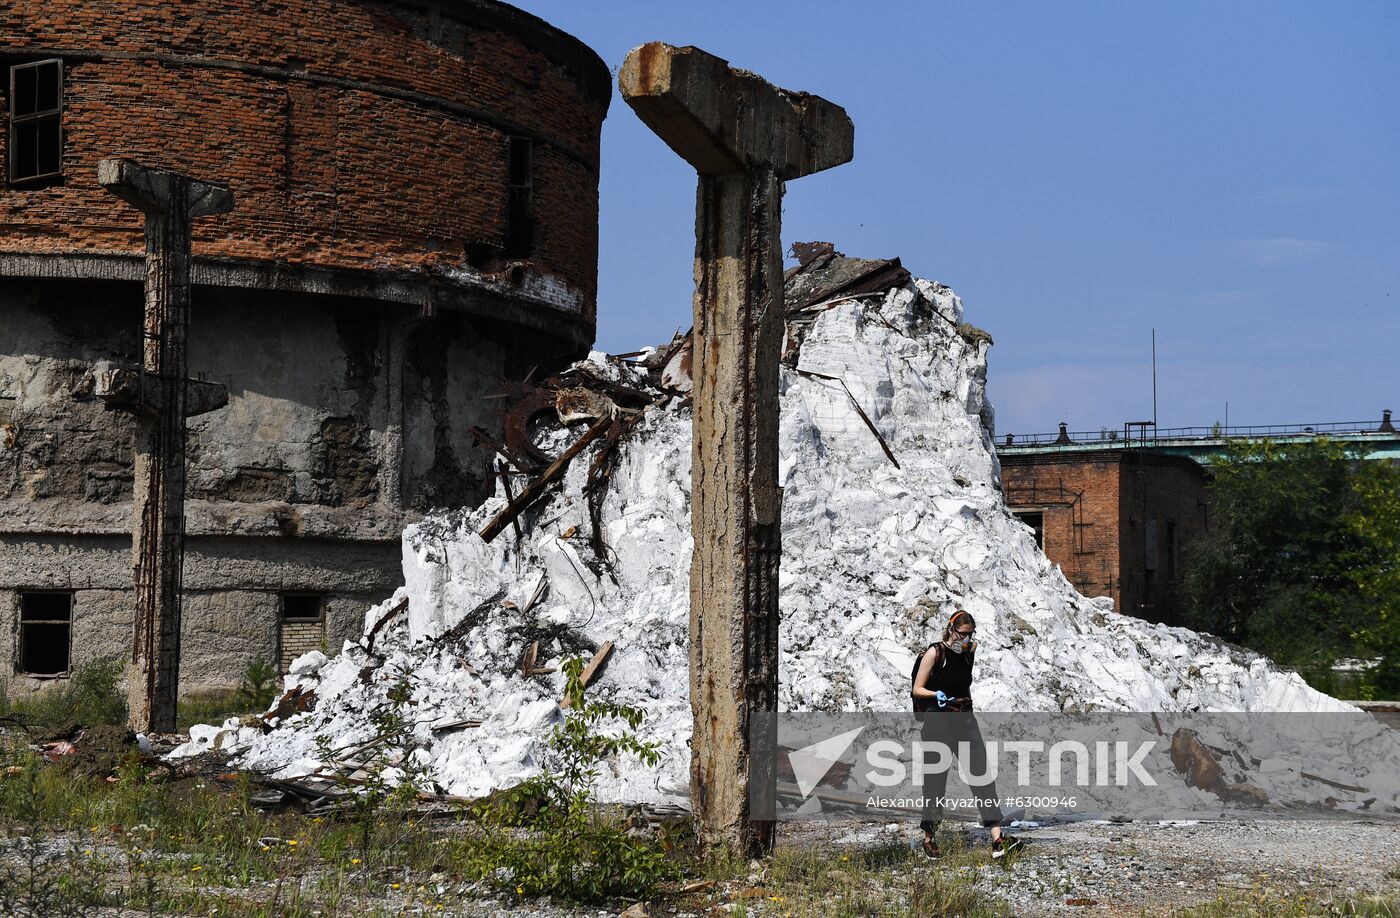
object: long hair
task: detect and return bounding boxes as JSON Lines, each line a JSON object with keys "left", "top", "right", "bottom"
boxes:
{"left": 942, "top": 609, "right": 976, "bottom": 644}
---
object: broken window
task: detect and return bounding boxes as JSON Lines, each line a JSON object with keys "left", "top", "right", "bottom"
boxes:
{"left": 503, "top": 136, "right": 533, "bottom": 258}
{"left": 1013, "top": 510, "right": 1045, "bottom": 549}
{"left": 19, "top": 591, "right": 71, "bottom": 676}
{"left": 9, "top": 59, "right": 63, "bottom": 183}
{"left": 279, "top": 593, "right": 325, "bottom": 672}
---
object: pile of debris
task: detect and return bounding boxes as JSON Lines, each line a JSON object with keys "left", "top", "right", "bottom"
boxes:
{"left": 173, "top": 255, "right": 1398, "bottom": 814}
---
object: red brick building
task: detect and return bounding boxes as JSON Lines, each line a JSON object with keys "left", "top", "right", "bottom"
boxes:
{"left": 0, "top": 0, "right": 609, "bottom": 323}
{"left": 998, "top": 448, "right": 1210, "bottom": 625}
{"left": 0, "top": 1, "right": 611, "bottom": 692}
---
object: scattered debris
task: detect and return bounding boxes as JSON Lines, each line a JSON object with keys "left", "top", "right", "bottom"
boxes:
{"left": 479, "top": 415, "right": 612, "bottom": 543}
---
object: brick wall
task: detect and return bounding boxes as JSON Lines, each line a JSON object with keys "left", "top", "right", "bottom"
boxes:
{"left": 1001, "top": 452, "right": 1124, "bottom": 606}
{"left": 0, "top": 0, "right": 608, "bottom": 324}
{"left": 1001, "top": 449, "right": 1211, "bottom": 624}
{"left": 279, "top": 618, "right": 325, "bottom": 671}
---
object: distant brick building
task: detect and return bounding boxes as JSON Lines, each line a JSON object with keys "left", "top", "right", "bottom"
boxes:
{"left": 0, "top": 0, "right": 609, "bottom": 693}
{"left": 998, "top": 447, "right": 1210, "bottom": 625}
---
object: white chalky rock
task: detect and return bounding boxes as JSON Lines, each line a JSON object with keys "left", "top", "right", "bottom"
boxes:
{"left": 173, "top": 275, "right": 1391, "bottom": 812}
{"left": 287, "top": 651, "right": 328, "bottom": 678}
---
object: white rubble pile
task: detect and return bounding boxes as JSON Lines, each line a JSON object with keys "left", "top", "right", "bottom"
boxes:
{"left": 175, "top": 277, "right": 1399, "bottom": 812}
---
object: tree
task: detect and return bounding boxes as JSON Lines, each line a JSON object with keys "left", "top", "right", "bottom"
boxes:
{"left": 1348, "top": 458, "right": 1400, "bottom": 695}
{"left": 1181, "top": 437, "right": 1383, "bottom": 689}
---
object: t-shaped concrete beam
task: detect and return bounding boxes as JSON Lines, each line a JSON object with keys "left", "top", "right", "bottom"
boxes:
{"left": 99, "top": 157, "right": 235, "bottom": 219}
{"left": 98, "top": 158, "right": 233, "bottom": 734}
{"left": 621, "top": 43, "right": 853, "bottom": 857}
{"left": 619, "top": 43, "right": 853, "bottom": 179}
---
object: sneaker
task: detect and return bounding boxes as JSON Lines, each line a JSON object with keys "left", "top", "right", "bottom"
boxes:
{"left": 991, "top": 835, "right": 1022, "bottom": 859}
{"left": 921, "top": 836, "right": 941, "bottom": 859}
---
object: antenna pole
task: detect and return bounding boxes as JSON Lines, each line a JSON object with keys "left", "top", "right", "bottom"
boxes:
{"left": 1152, "top": 328, "right": 1158, "bottom": 430}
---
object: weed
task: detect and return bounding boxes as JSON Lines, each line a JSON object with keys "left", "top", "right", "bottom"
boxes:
{"left": 314, "top": 664, "right": 428, "bottom": 856}
{"left": 1172, "top": 889, "right": 1400, "bottom": 917}
{"left": 460, "top": 655, "right": 678, "bottom": 903}
{"left": 236, "top": 657, "right": 279, "bottom": 712}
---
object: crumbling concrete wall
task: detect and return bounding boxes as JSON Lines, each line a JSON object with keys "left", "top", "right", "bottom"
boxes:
{"left": 0, "top": 278, "right": 528, "bottom": 696}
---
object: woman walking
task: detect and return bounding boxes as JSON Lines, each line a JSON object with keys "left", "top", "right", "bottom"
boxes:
{"left": 911, "top": 609, "right": 1022, "bottom": 859}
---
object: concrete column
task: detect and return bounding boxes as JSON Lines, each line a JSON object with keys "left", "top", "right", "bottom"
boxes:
{"left": 619, "top": 43, "right": 853, "bottom": 855}
{"left": 97, "top": 158, "right": 233, "bottom": 733}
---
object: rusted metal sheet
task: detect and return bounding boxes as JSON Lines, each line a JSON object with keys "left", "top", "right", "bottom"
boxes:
{"left": 784, "top": 252, "right": 910, "bottom": 314}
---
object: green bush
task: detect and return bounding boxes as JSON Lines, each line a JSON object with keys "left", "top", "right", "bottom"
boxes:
{"left": 460, "top": 656, "right": 678, "bottom": 903}
{"left": 0, "top": 656, "right": 127, "bottom": 735}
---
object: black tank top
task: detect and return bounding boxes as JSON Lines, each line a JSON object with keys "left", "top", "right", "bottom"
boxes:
{"left": 922, "top": 644, "right": 974, "bottom": 699}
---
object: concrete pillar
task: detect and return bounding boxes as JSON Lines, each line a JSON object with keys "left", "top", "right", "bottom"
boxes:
{"left": 97, "top": 158, "right": 233, "bottom": 733}
{"left": 619, "top": 43, "right": 853, "bottom": 855}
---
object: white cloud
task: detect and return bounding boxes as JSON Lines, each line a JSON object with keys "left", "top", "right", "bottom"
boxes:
{"left": 1233, "top": 237, "right": 1340, "bottom": 266}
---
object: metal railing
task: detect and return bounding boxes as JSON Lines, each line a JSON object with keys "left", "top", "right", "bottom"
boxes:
{"left": 999, "top": 418, "right": 1398, "bottom": 449}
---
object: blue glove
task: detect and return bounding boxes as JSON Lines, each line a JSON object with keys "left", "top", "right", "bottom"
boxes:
{"left": 934, "top": 691, "right": 950, "bottom": 709}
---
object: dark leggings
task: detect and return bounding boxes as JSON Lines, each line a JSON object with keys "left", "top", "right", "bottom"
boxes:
{"left": 917, "top": 710, "right": 1004, "bottom": 833}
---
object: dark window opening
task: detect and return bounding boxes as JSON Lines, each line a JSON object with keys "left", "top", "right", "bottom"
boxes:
{"left": 504, "top": 136, "right": 534, "bottom": 258}
{"left": 9, "top": 59, "right": 63, "bottom": 183}
{"left": 19, "top": 591, "right": 71, "bottom": 676}
{"left": 281, "top": 593, "right": 324, "bottom": 621}
{"left": 1166, "top": 521, "right": 1179, "bottom": 581}
{"left": 279, "top": 593, "right": 326, "bottom": 672}
{"left": 1013, "top": 510, "right": 1044, "bottom": 549}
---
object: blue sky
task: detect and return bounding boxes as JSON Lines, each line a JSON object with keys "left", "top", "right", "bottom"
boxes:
{"left": 517, "top": 1, "right": 1399, "bottom": 436}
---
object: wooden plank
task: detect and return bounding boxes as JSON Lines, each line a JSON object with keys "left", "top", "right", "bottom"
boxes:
{"left": 560, "top": 640, "right": 614, "bottom": 709}
{"left": 479, "top": 416, "right": 612, "bottom": 543}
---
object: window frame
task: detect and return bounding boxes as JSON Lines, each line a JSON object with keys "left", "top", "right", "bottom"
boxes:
{"left": 8, "top": 57, "right": 64, "bottom": 184}
{"left": 279, "top": 592, "right": 326, "bottom": 623}
{"left": 17, "top": 590, "right": 73, "bottom": 677}
{"left": 504, "top": 135, "right": 534, "bottom": 258}
{"left": 1011, "top": 508, "right": 1046, "bottom": 550}
{"left": 278, "top": 592, "right": 327, "bottom": 673}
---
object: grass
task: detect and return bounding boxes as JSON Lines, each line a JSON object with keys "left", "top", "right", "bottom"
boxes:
{"left": 733, "top": 831, "right": 1010, "bottom": 917}
{"left": 0, "top": 737, "right": 1016, "bottom": 918}
{"left": 0, "top": 735, "right": 464, "bottom": 917}
{"left": 176, "top": 689, "right": 253, "bottom": 733}
{"left": 0, "top": 655, "right": 277, "bottom": 737}
{"left": 1170, "top": 889, "right": 1400, "bottom": 917}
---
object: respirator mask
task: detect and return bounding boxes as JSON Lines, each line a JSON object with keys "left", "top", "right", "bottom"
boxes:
{"left": 946, "top": 631, "right": 976, "bottom": 654}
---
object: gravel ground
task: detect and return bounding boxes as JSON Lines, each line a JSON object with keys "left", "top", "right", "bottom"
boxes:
{"left": 67, "top": 816, "right": 1400, "bottom": 916}
{"left": 783, "top": 815, "right": 1400, "bottom": 915}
